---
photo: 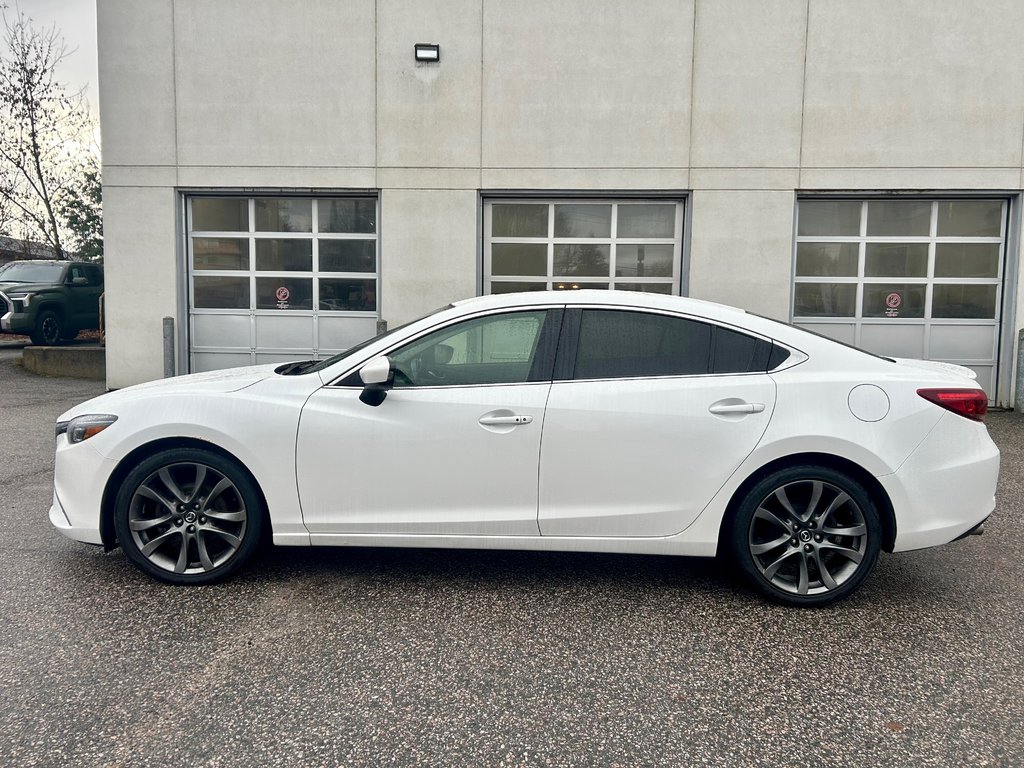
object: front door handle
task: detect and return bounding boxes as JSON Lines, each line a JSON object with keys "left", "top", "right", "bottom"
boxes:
{"left": 708, "top": 402, "right": 765, "bottom": 415}
{"left": 479, "top": 414, "right": 533, "bottom": 426}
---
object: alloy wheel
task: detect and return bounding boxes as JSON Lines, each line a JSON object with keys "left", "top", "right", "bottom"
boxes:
{"left": 128, "top": 461, "right": 248, "bottom": 575}
{"left": 747, "top": 479, "right": 869, "bottom": 597}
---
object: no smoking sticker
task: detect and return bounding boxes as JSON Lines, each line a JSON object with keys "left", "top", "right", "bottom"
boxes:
{"left": 885, "top": 292, "right": 901, "bottom": 309}
{"left": 275, "top": 286, "right": 290, "bottom": 302}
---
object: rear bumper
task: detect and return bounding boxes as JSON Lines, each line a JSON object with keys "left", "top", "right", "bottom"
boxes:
{"left": 881, "top": 412, "right": 1000, "bottom": 552}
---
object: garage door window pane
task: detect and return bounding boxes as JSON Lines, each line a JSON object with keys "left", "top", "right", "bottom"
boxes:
{"left": 865, "top": 243, "right": 928, "bottom": 277}
{"left": 796, "top": 243, "right": 858, "bottom": 277}
{"left": 794, "top": 283, "right": 856, "bottom": 317}
{"left": 193, "top": 238, "right": 249, "bottom": 270}
{"left": 256, "top": 278, "right": 312, "bottom": 310}
{"left": 554, "top": 204, "right": 611, "bottom": 238}
{"left": 319, "top": 199, "right": 375, "bottom": 234}
{"left": 617, "top": 204, "right": 675, "bottom": 238}
{"left": 576, "top": 310, "right": 711, "bottom": 379}
{"left": 866, "top": 201, "right": 930, "bottom": 236}
{"left": 320, "top": 240, "right": 375, "bottom": 273}
{"left": 192, "top": 198, "right": 248, "bottom": 232}
{"left": 255, "top": 199, "right": 312, "bottom": 232}
{"left": 932, "top": 285, "right": 997, "bottom": 319}
{"left": 862, "top": 284, "right": 926, "bottom": 318}
{"left": 490, "top": 281, "right": 547, "bottom": 294}
{"left": 492, "top": 204, "right": 548, "bottom": 237}
{"left": 936, "top": 201, "right": 1002, "bottom": 237}
{"left": 616, "top": 283, "right": 673, "bottom": 295}
{"left": 491, "top": 243, "right": 548, "bottom": 276}
{"left": 798, "top": 200, "right": 860, "bottom": 237}
{"left": 554, "top": 244, "right": 609, "bottom": 277}
{"left": 934, "top": 243, "right": 1000, "bottom": 278}
{"left": 194, "top": 276, "right": 249, "bottom": 309}
{"left": 615, "top": 244, "right": 673, "bottom": 277}
{"left": 255, "top": 240, "right": 312, "bottom": 272}
{"left": 319, "top": 278, "right": 376, "bottom": 311}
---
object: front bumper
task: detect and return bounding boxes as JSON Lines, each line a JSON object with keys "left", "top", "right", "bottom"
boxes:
{"left": 0, "top": 298, "right": 31, "bottom": 333}
{"left": 881, "top": 411, "right": 1000, "bottom": 552}
{"left": 50, "top": 436, "right": 118, "bottom": 545}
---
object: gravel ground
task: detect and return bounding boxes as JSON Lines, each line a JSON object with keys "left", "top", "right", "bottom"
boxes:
{"left": 1, "top": 351, "right": 1022, "bottom": 767}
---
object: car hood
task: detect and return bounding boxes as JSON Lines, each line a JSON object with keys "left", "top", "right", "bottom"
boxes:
{"left": 891, "top": 357, "right": 978, "bottom": 381}
{"left": 57, "top": 363, "right": 284, "bottom": 421}
{"left": 0, "top": 281, "right": 53, "bottom": 293}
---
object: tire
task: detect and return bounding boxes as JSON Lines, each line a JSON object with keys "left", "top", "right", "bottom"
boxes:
{"left": 30, "top": 309, "right": 63, "bottom": 345}
{"left": 113, "top": 447, "right": 264, "bottom": 585}
{"left": 730, "top": 465, "right": 881, "bottom": 607}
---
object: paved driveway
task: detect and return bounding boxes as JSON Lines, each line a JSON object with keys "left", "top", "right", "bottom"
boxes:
{"left": 1, "top": 353, "right": 1022, "bottom": 767}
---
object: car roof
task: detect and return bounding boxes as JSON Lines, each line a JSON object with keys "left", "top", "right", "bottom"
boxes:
{"left": 451, "top": 289, "right": 754, "bottom": 325}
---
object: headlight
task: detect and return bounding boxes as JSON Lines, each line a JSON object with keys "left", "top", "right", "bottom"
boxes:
{"left": 6, "top": 292, "right": 34, "bottom": 307}
{"left": 56, "top": 414, "right": 118, "bottom": 443}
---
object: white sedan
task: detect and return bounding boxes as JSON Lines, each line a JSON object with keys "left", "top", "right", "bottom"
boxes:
{"left": 50, "top": 291, "right": 999, "bottom": 606}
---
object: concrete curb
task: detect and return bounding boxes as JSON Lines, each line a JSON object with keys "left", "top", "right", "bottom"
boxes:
{"left": 21, "top": 345, "right": 105, "bottom": 381}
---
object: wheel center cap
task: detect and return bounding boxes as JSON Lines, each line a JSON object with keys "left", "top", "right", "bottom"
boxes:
{"left": 183, "top": 511, "right": 197, "bottom": 524}
{"left": 799, "top": 530, "right": 813, "bottom": 543}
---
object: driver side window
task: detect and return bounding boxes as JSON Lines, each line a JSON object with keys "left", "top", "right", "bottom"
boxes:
{"left": 390, "top": 310, "right": 549, "bottom": 387}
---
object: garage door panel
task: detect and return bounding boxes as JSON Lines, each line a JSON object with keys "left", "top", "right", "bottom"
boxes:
{"left": 796, "top": 323, "right": 856, "bottom": 345}
{"left": 193, "top": 313, "right": 251, "bottom": 349}
{"left": 860, "top": 323, "right": 925, "bottom": 358}
{"left": 254, "top": 314, "right": 314, "bottom": 349}
{"left": 928, "top": 325, "right": 998, "bottom": 360}
{"left": 193, "top": 352, "right": 253, "bottom": 372}
{"left": 317, "top": 316, "right": 378, "bottom": 351}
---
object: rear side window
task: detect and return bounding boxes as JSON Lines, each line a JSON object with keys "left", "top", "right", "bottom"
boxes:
{"left": 573, "top": 310, "right": 776, "bottom": 380}
{"left": 574, "top": 310, "right": 712, "bottom": 379}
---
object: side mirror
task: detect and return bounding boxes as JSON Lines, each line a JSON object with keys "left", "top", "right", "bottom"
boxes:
{"left": 71, "top": 276, "right": 88, "bottom": 286}
{"left": 358, "top": 355, "right": 393, "bottom": 406}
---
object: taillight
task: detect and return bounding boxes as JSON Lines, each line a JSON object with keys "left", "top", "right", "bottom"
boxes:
{"left": 917, "top": 388, "right": 988, "bottom": 422}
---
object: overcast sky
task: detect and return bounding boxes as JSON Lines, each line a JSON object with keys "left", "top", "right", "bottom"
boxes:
{"left": 6, "top": 0, "right": 99, "bottom": 115}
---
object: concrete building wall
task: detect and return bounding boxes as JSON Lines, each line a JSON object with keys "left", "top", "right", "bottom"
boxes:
{"left": 99, "top": 0, "right": 1024, "bottom": 401}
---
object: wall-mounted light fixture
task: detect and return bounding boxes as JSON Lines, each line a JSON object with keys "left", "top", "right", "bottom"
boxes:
{"left": 414, "top": 43, "right": 440, "bottom": 63}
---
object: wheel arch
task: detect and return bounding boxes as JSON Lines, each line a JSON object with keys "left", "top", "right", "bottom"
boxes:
{"left": 717, "top": 452, "right": 897, "bottom": 557}
{"left": 99, "top": 436, "right": 272, "bottom": 549}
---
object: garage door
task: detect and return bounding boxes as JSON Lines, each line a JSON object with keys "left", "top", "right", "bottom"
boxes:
{"left": 793, "top": 198, "right": 1007, "bottom": 398}
{"left": 187, "top": 196, "right": 379, "bottom": 372}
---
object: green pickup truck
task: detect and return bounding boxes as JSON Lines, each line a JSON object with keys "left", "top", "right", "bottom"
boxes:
{"left": 0, "top": 260, "right": 104, "bottom": 344}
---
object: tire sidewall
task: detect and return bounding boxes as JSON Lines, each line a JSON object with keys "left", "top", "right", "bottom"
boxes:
{"left": 32, "top": 310, "right": 62, "bottom": 345}
{"left": 113, "top": 447, "right": 264, "bottom": 585}
{"left": 730, "top": 465, "right": 882, "bottom": 607}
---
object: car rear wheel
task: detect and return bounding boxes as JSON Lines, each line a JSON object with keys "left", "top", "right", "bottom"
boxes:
{"left": 731, "top": 465, "right": 881, "bottom": 607}
{"left": 113, "top": 448, "right": 264, "bottom": 585}
{"left": 30, "top": 309, "right": 63, "bottom": 345}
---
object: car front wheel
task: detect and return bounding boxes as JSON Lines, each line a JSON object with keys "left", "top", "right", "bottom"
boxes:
{"left": 113, "top": 448, "right": 264, "bottom": 585}
{"left": 30, "top": 309, "right": 63, "bottom": 345}
{"left": 731, "top": 466, "right": 881, "bottom": 607}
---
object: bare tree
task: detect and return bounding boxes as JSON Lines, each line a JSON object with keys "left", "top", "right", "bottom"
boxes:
{"left": 0, "top": 6, "right": 91, "bottom": 258}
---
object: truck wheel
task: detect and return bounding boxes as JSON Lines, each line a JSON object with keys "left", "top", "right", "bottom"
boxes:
{"left": 30, "top": 310, "right": 63, "bottom": 345}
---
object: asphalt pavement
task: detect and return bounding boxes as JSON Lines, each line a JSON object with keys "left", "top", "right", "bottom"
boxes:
{"left": 1, "top": 349, "right": 1022, "bottom": 767}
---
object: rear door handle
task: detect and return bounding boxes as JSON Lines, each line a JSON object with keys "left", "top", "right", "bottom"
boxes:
{"left": 479, "top": 414, "right": 533, "bottom": 426}
{"left": 709, "top": 402, "right": 765, "bottom": 415}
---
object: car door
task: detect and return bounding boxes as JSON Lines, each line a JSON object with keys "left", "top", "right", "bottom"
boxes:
{"left": 65, "top": 264, "right": 102, "bottom": 329}
{"left": 538, "top": 307, "right": 778, "bottom": 538}
{"left": 296, "top": 307, "right": 562, "bottom": 535}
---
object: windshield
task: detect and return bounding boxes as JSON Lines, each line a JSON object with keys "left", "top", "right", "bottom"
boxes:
{"left": 277, "top": 305, "right": 453, "bottom": 375}
{"left": 0, "top": 262, "right": 64, "bottom": 283}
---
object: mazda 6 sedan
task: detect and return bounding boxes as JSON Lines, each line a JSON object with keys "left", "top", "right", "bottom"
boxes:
{"left": 50, "top": 291, "right": 999, "bottom": 606}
